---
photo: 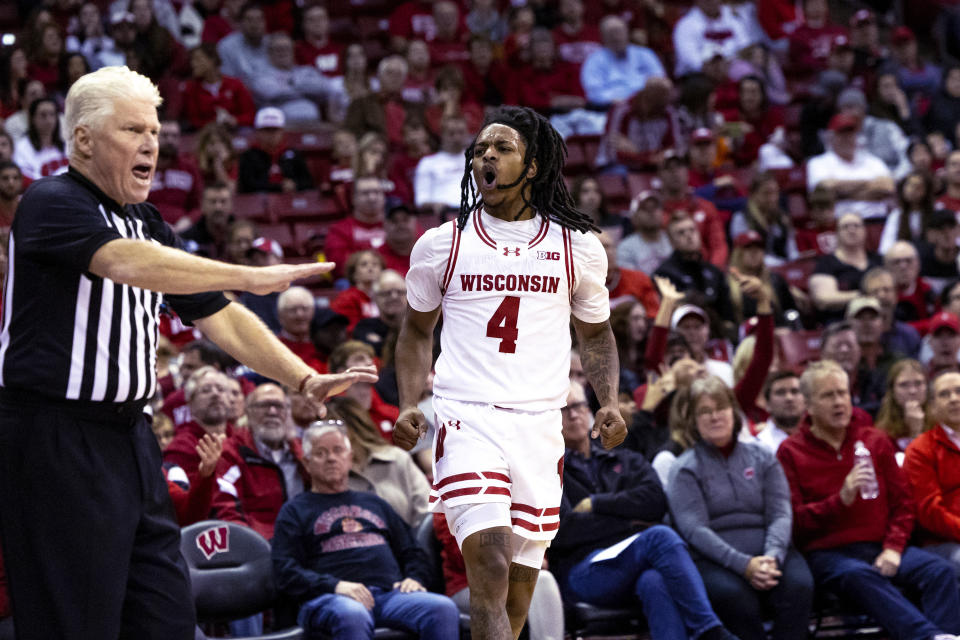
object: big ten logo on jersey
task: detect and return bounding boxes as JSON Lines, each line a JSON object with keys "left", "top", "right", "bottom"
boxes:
{"left": 196, "top": 525, "right": 230, "bottom": 560}
{"left": 535, "top": 250, "right": 560, "bottom": 261}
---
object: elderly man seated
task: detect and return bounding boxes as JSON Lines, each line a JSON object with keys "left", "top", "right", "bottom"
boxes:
{"left": 272, "top": 423, "right": 459, "bottom": 639}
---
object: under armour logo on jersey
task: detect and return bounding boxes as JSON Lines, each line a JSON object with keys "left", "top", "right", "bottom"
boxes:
{"left": 503, "top": 247, "right": 521, "bottom": 256}
{"left": 446, "top": 419, "right": 462, "bottom": 430}
{"left": 195, "top": 525, "right": 230, "bottom": 560}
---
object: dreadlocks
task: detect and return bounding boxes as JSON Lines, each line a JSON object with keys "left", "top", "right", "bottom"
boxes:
{"left": 457, "top": 106, "right": 600, "bottom": 234}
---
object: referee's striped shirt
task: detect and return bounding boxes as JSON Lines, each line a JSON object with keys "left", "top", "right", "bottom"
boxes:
{"left": 0, "top": 167, "right": 228, "bottom": 404}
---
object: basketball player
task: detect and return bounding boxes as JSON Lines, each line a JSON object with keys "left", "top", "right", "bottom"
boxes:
{"left": 394, "top": 106, "right": 626, "bottom": 640}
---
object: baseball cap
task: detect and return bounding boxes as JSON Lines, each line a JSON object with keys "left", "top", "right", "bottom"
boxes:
{"left": 386, "top": 200, "right": 415, "bottom": 219}
{"left": 660, "top": 148, "right": 686, "bottom": 167}
{"left": 671, "top": 304, "right": 708, "bottom": 329}
{"left": 929, "top": 209, "right": 959, "bottom": 229}
{"left": 845, "top": 295, "right": 882, "bottom": 320}
{"left": 850, "top": 8, "right": 875, "bottom": 26}
{"left": 110, "top": 11, "right": 135, "bottom": 25}
{"left": 313, "top": 308, "right": 349, "bottom": 329}
{"left": 830, "top": 34, "right": 852, "bottom": 52}
{"left": 254, "top": 107, "right": 285, "bottom": 130}
{"left": 931, "top": 311, "right": 960, "bottom": 334}
{"left": 828, "top": 112, "right": 860, "bottom": 132}
{"left": 690, "top": 128, "right": 715, "bottom": 144}
{"left": 249, "top": 236, "right": 284, "bottom": 259}
{"left": 891, "top": 26, "right": 915, "bottom": 45}
{"left": 734, "top": 230, "right": 764, "bottom": 248}
{"left": 836, "top": 88, "right": 867, "bottom": 110}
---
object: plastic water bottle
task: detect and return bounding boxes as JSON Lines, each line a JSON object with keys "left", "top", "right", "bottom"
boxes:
{"left": 854, "top": 440, "right": 879, "bottom": 500}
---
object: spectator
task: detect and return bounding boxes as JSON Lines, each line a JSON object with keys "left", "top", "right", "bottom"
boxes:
{"left": 326, "top": 396, "right": 429, "bottom": 528}
{"left": 0, "top": 162, "right": 23, "bottom": 231}
{"left": 806, "top": 113, "right": 895, "bottom": 221}
{"left": 378, "top": 202, "right": 421, "bottom": 276}
{"left": 787, "top": 0, "right": 846, "bottom": 75}
{"left": 216, "top": 2, "right": 268, "bottom": 84}
{"left": 580, "top": 15, "right": 666, "bottom": 108}
{"left": 148, "top": 118, "right": 203, "bottom": 229}
{"left": 27, "top": 23, "right": 65, "bottom": 92}
{"left": 213, "top": 383, "right": 307, "bottom": 539}
{"left": 181, "top": 42, "right": 256, "bottom": 130}
{"left": 937, "top": 150, "right": 960, "bottom": 213}
{"left": 271, "top": 423, "right": 459, "bottom": 639}
{"left": 728, "top": 231, "right": 797, "bottom": 327}
{"left": 161, "top": 339, "right": 233, "bottom": 425}
{"left": 552, "top": 0, "right": 601, "bottom": 69}
{"left": 598, "top": 77, "right": 681, "bottom": 171}
{"left": 723, "top": 75, "right": 785, "bottom": 167}
{"left": 920, "top": 210, "right": 960, "bottom": 296}
{"left": 465, "top": 0, "right": 507, "bottom": 42}
{"left": 237, "top": 107, "right": 313, "bottom": 193}
{"left": 819, "top": 320, "right": 885, "bottom": 416}
{"left": 325, "top": 176, "right": 387, "bottom": 277}
{"left": 200, "top": 0, "right": 244, "bottom": 44}
{"left": 276, "top": 286, "right": 322, "bottom": 370}
{"left": 669, "top": 304, "right": 734, "bottom": 386}
{"left": 3, "top": 76, "right": 47, "bottom": 141}
{"left": 353, "top": 133, "right": 406, "bottom": 202}
{"left": 876, "top": 359, "right": 930, "bottom": 457}
{"left": 414, "top": 113, "right": 468, "bottom": 216}
{"left": 847, "top": 9, "right": 884, "bottom": 80}
{"left": 755, "top": 371, "right": 807, "bottom": 454}
{"left": 328, "top": 341, "right": 398, "bottom": 441}
{"left": 926, "top": 312, "right": 960, "bottom": 378}
{"left": 294, "top": 5, "right": 343, "bottom": 77}
{"left": 341, "top": 43, "right": 373, "bottom": 104}
{"left": 835, "top": 87, "right": 908, "bottom": 175}
{"left": 54, "top": 53, "right": 91, "bottom": 108}
{"left": 672, "top": 0, "right": 752, "bottom": 77}
{"left": 846, "top": 295, "right": 899, "bottom": 392}
{"left": 668, "top": 375, "right": 814, "bottom": 640}
{"left": 888, "top": 26, "right": 941, "bottom": 103}
{"left": 194, "top": 122, "right": 238, "bottom": 186}
{"left": 552, "top": 379, "right": 738, "bottom": 640}
{"left": 809, "top": 212, "right": 881, "bottom": 322}
{"left": 879, "top": 171, "right": 936, "bottom": 255}
{"left": 885, "top": 241, "right": 936, "bottom": 325}
{"left": 654, "top": 214, "right": 735, "bottom": 334}
{"left": 870, "top": 71, "right": 920, "bottom": 139}
{"left": 861, "top": 267, "right": 922, "bottom": 358}
{"left": 309, "top": 309, "right": 350, "bottom": 376}
{"left": 599, "top": 231, "right": 659, "bottom": 316}
{"left": 422, "top": 65, "right": 483, "bottom": 140}
{"left": 178, "top": 0, "right": 220, "bottom": 48}
{"left": 903, "top": 370, "right": 960, "bottom": 570}
{"left": 12, "top": 97, "right": 68, "bottom": 182}
{"left": 128, "top": 0, "right": 188, "bottom": 81}
{"left": 403, "top": 40, "right": 434, "bottom": 106}
{"left": 658, "top": 152, "right": 728, "bottom": 268}
{"left": 925, "top": 65, "right": 960, "bottom": 141}
{"left": 164, "top": 367, "right": 235, "bottom": 476}
{"left": 504, "top": 28, "right": 584, "bottom": 113}
{"left": 250, "top": 32, "right": 341, "bottom": 123}
{"left": 570, "top": 176, "right": 631, "bottom": 241}
{"left": 0, "top": 47, "right": 27, "bottom": 117}
{"left": 344, "top": 56, "right": 415, "bottom": 148}
{"left": 427, "top": 2, "right": 469, "bottom": 68}
{"left": 503, "top": 4, "right": 535, "bottom": 65}
{"left": 610, "top": 300, "right": 650, "bottom": 393}
{"left": 354, "top": 270, "right": 406, "bottom": 359}
{"left": 460, "top": 35, "right": 508, "bottom": 107}
{"left": 777, "top": 360, "right": 960, "bottom": 640}
{"left": 618, "top": 190, "right": 673, "bottom": 275}
{"left": 0, "top": 132, "right": 13, "bottom": 163}
{"left": 729, "top": 172, "right": 798, "bottom": 267}
{"left": 180, "top": 182, "right": 234, "bottom": 259}
{"left": 332, "top": 250, "right": 384, "bottom": 335}
{"left": 223, "top": 219, "right": 258, "bottom": 265}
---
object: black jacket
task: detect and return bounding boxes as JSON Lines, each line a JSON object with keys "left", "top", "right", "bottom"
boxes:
{"left": 237, "top": 147, "right": 314, "bottom": 194}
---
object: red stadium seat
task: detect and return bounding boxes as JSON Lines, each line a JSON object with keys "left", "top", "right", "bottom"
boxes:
{"left": 564, "top": 141, "right": 588, "bottom": 176}
{"left": 267, "top": 192, "right": 341, "bottom": 222}
{"left": 770, "top": 165, "right": 807, "bottom": 193}
{"left": 256, "top": 222, "right": 296, "bottom": 254}
{"left": 777, "top": 330, "right": 823, "bottom": 368}
{"left": 597, "top": 174, "right": 629, "bottom": 210}
{"left": 626, "top": 172, "right": 657, "bottom": 198}
{"left": 232, "top": 193, "right": 269, "bottom": 222}
{"left": 770, "top": 254, "right": 818, "bottom": 292}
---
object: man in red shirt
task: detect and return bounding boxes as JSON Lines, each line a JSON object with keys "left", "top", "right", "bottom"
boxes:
{"left": 325, "top": 175, "right": 387, "bottom": 277}
{"left": 504, "top": 28, "right": 585, "bottom": 113}
{"left": 378, "top": 201, "right": 422, "bottom": 276}
{"left": 389, "top": 0, "right": 439, "bottom": 53}
{"left": 294, "top": 5, "right": 344, "bottom": 76}
{"left": 427, "top": 1, "right": 469, "bottom": 67}
{"left": 795, "top": 185, "right": 838, "bottom": 256}
{"left": 148, "top": 119, "right": 203, "bottom": 230}
{"left": 787, "top": 0, "right": 847, "bottom": 75}
{"left": 277, "top": 286, "right": 322, "bottom": 371}
{"left": 937, "top": 151, "right": 960, "bottom": 213}
{"left": 885, "top": 241, "right": 936, "bottom": 326}
{"left": 164, "top": 367, "right": 236, "bottom": 477}
{"left": 551, "top": 0, "right": 601, "bottom": 71}
{"left": 778, "top": 360, "right": 960, "bottom": 640}
{"left": 658, "top": 151, "right": 728, "bottom": 268}
{"left": 598, "top": 231, "right": 659, "bottom": 316}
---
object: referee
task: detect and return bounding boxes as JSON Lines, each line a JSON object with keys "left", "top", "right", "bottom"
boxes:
{"left": 0, "top": 66, "right": 376, "bottom": 640}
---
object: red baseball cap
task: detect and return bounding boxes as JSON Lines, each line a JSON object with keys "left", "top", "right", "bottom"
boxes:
{"left": 249, "top": 237, "right": 284, "bottom": 259}
{"left": 829, "top": 112, "right": 860, "bottom": 132}
{"left": 931, "top": 311, "right": 960, "bottom": 335}
{"left": 891, "top": 26, "right": 915, "bottom": 45}
{"left": 734, "top": 230, "right": 764, "bottom": 248}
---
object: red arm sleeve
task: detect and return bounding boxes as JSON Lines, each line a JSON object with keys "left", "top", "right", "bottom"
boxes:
{"left": 704, "top": 208, "right": 729, "bottom": 268}
{"left": 180, "top": 473, "right": 218, "bottom": 525}
{"left": 643, "top": 325, "right": 669, "bottom": 373}
{"left": 734, "top": 313, "right": 774, "bottom": 420}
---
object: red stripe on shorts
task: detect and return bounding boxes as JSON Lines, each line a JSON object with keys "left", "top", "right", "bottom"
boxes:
{"left": 483, "top": 487, "right": 511, "bottom": 496}
{"left": 511, "top": 517, "right": 540, "bottom": 532}
{"left": 510, "top": 502, "right": 543, "bottom": 516}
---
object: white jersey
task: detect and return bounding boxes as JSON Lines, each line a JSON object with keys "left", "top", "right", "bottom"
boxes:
{"left": 406, "top": 208, "right": 609, "bottom": 411}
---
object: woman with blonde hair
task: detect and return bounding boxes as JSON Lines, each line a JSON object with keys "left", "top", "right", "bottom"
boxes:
{"left": 727, "top": 232, "right": 797, "bottom": 327}
{"left": 194, "top": 122, "right": 238, "bottom": 186}
{"left": 667, "top": 375, "right": 813, "bottom": 640}
{"left": 876, "top": 358, "right": 931, "bottom": 456}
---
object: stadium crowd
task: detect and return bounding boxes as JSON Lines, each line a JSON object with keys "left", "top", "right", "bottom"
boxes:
{"left": 7, "top": 0, "right": 960, "bottom": 637}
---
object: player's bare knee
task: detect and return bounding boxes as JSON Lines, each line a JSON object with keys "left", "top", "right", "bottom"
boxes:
{"left": 463, "top": 530, "right": 512, "bottom": 589}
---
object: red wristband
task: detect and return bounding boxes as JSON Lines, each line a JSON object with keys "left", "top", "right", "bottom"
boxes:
{"left": 298, "top": 373, "right": 314, "bottom": 394}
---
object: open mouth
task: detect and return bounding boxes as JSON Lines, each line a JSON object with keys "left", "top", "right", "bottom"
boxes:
{"left": 481, "top": 167, "right": 497, "bottom": 189}
{"left": 132, "top": 164, "right": 152, "bottom": 181}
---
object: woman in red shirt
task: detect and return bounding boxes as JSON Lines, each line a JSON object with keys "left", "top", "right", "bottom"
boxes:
{"left": 724, "top": 76, "right": 785, "bottom": 167}
{"left": 181, "top": 43, "right": 256, "bottom": 131}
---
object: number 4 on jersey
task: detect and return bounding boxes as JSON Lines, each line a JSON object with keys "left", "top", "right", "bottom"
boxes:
{"left": 486, "top": 296, "right": 520, "bottom": 353}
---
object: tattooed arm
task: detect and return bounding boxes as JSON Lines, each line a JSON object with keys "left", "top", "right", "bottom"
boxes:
{"left": 572, "top": 318, "right": 626, "bottom": 449}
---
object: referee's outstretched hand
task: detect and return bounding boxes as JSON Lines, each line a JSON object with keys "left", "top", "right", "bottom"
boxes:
{"left": 245, "top": 262, "right": 336, "bottom": 295}
{"left": 393, "top": 407, "right": 428, "bottom": 451}
{"left": 592, "top": 405, "right": 627, "bottom": 449}
{"left": 303, "top": 365, "right": 379, "bottom": 403}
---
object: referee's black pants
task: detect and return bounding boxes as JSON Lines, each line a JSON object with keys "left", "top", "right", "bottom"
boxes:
{"left": 0, "top": 393, "right": 196, "bottom": 640}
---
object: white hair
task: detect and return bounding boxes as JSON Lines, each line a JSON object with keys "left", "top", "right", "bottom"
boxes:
{"left": 799, "top": 359, "right": 849, "bottom": 401}
{"left": 377, "top": 55, "right": 408, "bottom": 77}
{"left": 277, "top": 286, "right": 315, "bottom": 312}
{"left": 372, "top": 269, "right": 404, "bottom": 294}
{"left": 302, "top": 421, "right": 350, "bottom": 458}
{"left": 64, "top": 66, "right": 162, "bottom": 156}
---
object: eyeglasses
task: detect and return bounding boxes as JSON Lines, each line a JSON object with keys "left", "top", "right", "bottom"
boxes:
{"left": 248, "top": 401, "right": 288, "bottom": 413}
{"left": 561, "top": 401, "right": 589, "bottom": 414}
